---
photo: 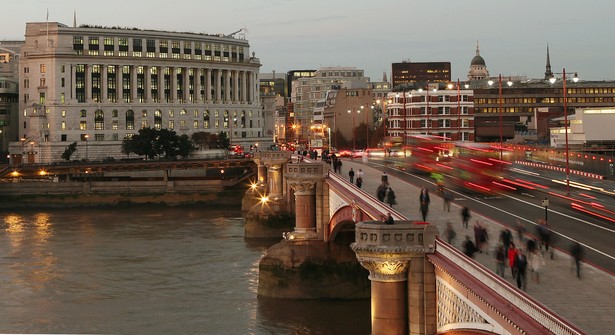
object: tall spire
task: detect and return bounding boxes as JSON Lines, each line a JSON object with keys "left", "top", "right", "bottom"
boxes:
{"left": 545, "top": 44, "right": 553, "bottom": 80}
{"left": 475, "top": 40, "right": 480, "bottom": 56}
{"left": 382, "top": 71, "right": 388, "bottom": 83}
{"left": 73, "top": 10, "right": 77, "bottom": 28}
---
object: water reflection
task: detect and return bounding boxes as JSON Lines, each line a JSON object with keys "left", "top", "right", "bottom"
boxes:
{"left": 0, "top": 208, "right": 371, "bottom": 334}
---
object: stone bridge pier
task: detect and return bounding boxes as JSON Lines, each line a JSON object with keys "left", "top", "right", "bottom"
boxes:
{"left": 352, "top": 221, "right": 439, "bottom": 335}
{"left": 243, "top": 151, "right": 293, "bottom": 238}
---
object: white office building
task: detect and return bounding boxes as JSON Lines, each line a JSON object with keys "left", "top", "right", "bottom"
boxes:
{"left": 12, "top": 22, "right": 261, "bottom": 164}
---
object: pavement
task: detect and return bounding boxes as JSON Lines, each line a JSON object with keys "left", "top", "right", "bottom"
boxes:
{"left": 339, "top": 157, "right": 615, "bottom": 335}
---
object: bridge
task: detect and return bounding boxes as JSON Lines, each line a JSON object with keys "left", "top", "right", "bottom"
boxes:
{"left": 245, "top": 151, "right": 592, "bottom": 335}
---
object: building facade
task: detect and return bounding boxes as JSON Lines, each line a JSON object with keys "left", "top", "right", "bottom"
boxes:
{"left": 13, "top": 22, "right": 261, "bottom": 164}
{"left": 0, "top": 41, "right": 22, "bottom": 158}
{"left": 386, "top": 84, "right": 475, "bottom": 142}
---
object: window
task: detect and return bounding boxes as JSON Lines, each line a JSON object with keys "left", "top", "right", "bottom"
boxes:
{"left": 461, "top": 106, "right": 469, "bottom": 115}
{"left": 80, "top": 109, "right": 87, "bottom": 117}
{"left": 112, "top": 109, "right": 118, "bottom": 117}
{"left": 60, "top": 93, "right": 65, "bottom": 104}
{"left": 61, "top": 110, "right": 66, "bottom": 117}
{"left": 61, "top": 78, "right": 65, "bottom": 87}
{"left": 95, "top": 110, "right": 104, "bottom": 130}
{"left": 168, "top": 120, "right": 174, "bottom": 129}
{"left": 154, "top": 110, "right": 162, "bottom": 130}
{"left": 24, "top": 79, "right": 29, "bottom": 89}
{"left": 95, "top": 134, "right": 104, "bottom": 141}
{"left": 61, "top": 65, "right": 65, "bottom": 73}
{"left": 141, "top": 120, "right": 148, "bottom": 129}
{"left": 438, "top": 107, "right": 450, "bottom": 115}
{"left": 193, "top": 110, "right": 199, "bottom": 117}
{"left": 40, "top": 64, "right": 46, "bottom": 73}
{"left": 141, "top": 110, "right": 147, "bottom": 117}
{"left": 112, "top": 120, "right": 118, "bottom": 130}
{"left": 61, "top": 121, "right": 66, "bottom": 130}
{"left": 180, "top": 109, "right": 187, "bottom": 115}
{"left": 169, "top": 110, "right": 174, "bottom": 117}
{"left": 80, "top": 121, "right": 87, "bottom": 130}
{"left": 126, "top": 109, "right": 134, "bottom": 130}
{"left": 437, "top": 119, "right": 451, "bottom": 128}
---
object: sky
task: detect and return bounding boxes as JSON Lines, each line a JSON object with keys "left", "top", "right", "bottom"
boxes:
{"left": 3, "top": 0, "right": 615, "bottom": 82}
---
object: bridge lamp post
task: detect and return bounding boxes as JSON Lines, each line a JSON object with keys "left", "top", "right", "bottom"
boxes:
{"left": 549, "top": 68, "right": 579, "bottom": 193}
{"left": 488, "top": 75, "right": 513, "bottom": 160}
{"left": 347, "top": 108, "right": 361, "bottom": 151}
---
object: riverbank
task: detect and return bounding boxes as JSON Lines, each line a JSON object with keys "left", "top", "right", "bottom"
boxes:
{"left": 0, "top": 187, "right": 245, "bottom": 210}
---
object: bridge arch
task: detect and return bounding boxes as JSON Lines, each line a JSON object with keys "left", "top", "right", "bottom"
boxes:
{"left": 329, "top": 204, "right": 372, "bottom": 243}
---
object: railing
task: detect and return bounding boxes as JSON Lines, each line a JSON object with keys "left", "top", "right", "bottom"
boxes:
{"left": 433, "top": 238, "right": 585, "bottom": 335}
{"left": 326, "top": 171, "right": 406, "bottom": 221}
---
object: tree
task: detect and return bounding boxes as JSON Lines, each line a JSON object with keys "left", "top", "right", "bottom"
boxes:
{"left": 61, "top": 142, "right": 78, "bottom": 161}
{"left": 215, "top": 131, "right": 230, "bottom": 149}
{"left": 191, "top": 131, "right": 210, "bottom": 150}
{"left": 123, "top": 127, "right": 196, "bottom": 160}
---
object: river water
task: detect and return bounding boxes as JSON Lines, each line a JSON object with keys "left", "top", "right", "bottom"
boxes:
{"left": 0, "top": 207, "right": 370, "bottom": 334}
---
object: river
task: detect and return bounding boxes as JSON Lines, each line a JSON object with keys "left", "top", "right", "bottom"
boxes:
{"left": 0, "top": 207, "right": 370, "bottom": 334}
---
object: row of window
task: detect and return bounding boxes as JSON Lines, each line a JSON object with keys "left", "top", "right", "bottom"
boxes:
{"left": 389, "top": 106, "right": 471, "bottom": 115}
{"left": 72, "top": 36, "right": 245, "bottom": 62}
{"left": 388, "top": 119, "right": 471, "bottom": 128}
{"left": 57, "top": 128, "right": 259, "bottom": 143}
{"left": 476, "top": 96, "right": 615, "bottom": 104}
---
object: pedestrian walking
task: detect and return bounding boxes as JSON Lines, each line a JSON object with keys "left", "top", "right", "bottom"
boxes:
{"left": 473, "top": 221, "right": 487, "bottom": 253}
{"left": 463, "top": 235, "right": 477, "bottom": 258}
{"left": 536, "top": 219, "right": 553, "bottom": 259}
{"left": 515, "top": 219, "right": 526, "bottom": 243}
{"left": 445, "top": 221, "right": 457, "bottom": 244}
{"left": 381, "top": 171, "right": 389, "bottom": 185}
{"left": 386, "top": 188, "right": 397, "bottom": 208}
{"left": 376, "top": 183, "right": 387, "bottom": 202}
{"left": 499, "top": 228, "right": 513, "bottom": 257}
{"left": 357, "top": 169, "right": 364, "bottom": 180}
{"left": 420, "top": 200, "right": 429, "bottom": 221}
{"left": 529, "top": 248, "right": 545, "bottom": 284}
{"left": 348, "top": 168, "right": 355, "bottom": 183}
{"left": 495, "top": 244, "right": 506, "bottom": 278}
{"left": 443, "top": 189, "right": 453, "bottom": 212}
{"left": 515, "top": 249, "right": 528, "bottom": 291}
{"left": 461, "top": 206, "right": 471, "bottom": 228}
{"left": 570, "top": 242, "right": 584, "bottom": 279}
{"left": 356, "top": 176, "right": 363, "bottom": 188}
{"left": 419, "top": 187, "right": 430, "bottom": 206}
{"left": 508, "top": 242, "right": 518, "bottom": 277}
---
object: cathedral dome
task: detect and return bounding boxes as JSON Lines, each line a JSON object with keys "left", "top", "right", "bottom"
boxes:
{"left": 471, "top": 54, "right": 486, "bottom": 66}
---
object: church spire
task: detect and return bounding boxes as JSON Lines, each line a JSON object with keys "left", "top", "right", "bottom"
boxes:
{"left": 73, "top": 10, "right": 77, "bottom": 28}
{"left": 475, "top": 40, "right": 480, "bottom": 56}
{"left": 545, "top": 44, "right": 553, "bottom": 80}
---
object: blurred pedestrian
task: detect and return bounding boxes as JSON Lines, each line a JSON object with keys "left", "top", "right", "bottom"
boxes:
{"left": 536, "top": 219, "right": 553, "bottom": 259}
{"left": 356, "top": 176, "right": 363, "bottom": 188}
{"left": 515, "top": 249, "right": 528, "bottom": 290}
{"left": 461, "top": 206, "right": 471, "bottom": 228}
{"left": 386, "top": 188, "right": 397, "bottom": 208}
{"left": 495, "top": 244, "right": 506, "bottom": 278}
{"left": 570, "top": 242, "right": 584, "bottom": 279}
{"left": 473, "top": 221, "right": 488, "bottom": 254}
{"left": 499, "top": 228, "right": 513, "bottom": 257}
{"left": 420, "top": 200, "right": 429, "bottom": 221}
{"left": 419, "top": 187, "right": 430, "bottom": 206}
{"left": 381, "top": 171, "right": 388, "bottom": 185}
{"left": 445, "top": 221, "right": 457, "bottom": 244}
{"left": 508, "top": 242, "right": 518, "bottom": 277}
{"left": 515, "top": 219, "right": 526, "bottom": 244}
{"left": 376, "top": 183, "right": 387, "bottom": 202}
{"left": 443, "top": 189, "right": 453, "bottom": 212}
{"left": 463, "top": 235, "right": 477, "bottom": 258}
{"left": 528, "top": 247, "right": 545, "bottom": 284}
{"left": 348, "top": 168, "right": 355, "bottom": 183}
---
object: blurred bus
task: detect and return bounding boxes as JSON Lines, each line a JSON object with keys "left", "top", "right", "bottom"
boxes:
{"left": 447, "top": 142, "right": 511, "bottom": 194}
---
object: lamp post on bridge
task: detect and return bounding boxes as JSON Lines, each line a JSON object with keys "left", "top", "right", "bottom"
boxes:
{"left": 549, "top": 68, "right": 579, "bottom": 193}
{"left": 488, "top": 75, "right": 513, "bottom": 160}
{"left": 347, "top": 107, "right": 361, "bottom": 151}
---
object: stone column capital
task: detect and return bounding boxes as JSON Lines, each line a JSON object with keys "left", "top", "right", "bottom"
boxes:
{"left": 285, "top": 177, "right": 319, "bottom": 195}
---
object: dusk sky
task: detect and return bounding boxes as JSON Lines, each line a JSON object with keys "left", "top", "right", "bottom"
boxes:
{"left": 4, "top": 0, "right": 614, "bottom": 82}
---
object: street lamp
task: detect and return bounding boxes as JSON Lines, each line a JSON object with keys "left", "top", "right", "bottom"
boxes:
{"left": 347, "top": 108, "right": 361, "bottom": 151}
{"left": 84, "top": 134, "right": 89, "bottom": 161}
{"left": 549, "top": 68, "right": 579, "bottom": 193}
{"left": 488, "top": 75, "right": 513, "bottom": 159}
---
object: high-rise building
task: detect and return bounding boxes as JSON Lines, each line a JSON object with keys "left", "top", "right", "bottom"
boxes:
{"left": 12, "top": 22, "right": 262, "bottom": 164}
{"left": 391, "top": 61, "right": 451, "bottom": 89}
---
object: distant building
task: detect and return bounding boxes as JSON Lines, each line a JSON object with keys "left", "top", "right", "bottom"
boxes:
{"left": 391, "top": 61, "right": 451, "bottom": 90}
{"left": 467, "top": 41, "right": 490, "bottom": 81}
{"left": 12, "top": 21, "right": 261, "bottom": 164}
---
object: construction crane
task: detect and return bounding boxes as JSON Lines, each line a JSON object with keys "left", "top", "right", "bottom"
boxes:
{"left": 224, "top": 27, "right": 248, "bottom": 39}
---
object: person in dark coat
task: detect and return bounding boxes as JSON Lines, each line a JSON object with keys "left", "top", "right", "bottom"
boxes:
{"left": 461, "top": 206, "right": 471, "bottom": 228}
{"left": 386, "top": 188, "right": 397, "bottom": 208}
{"left": 463, "top": 235, "right": 477, "bottom": 258}
{"left": 570, "top": 242, "right": 584, "bottom": 279}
